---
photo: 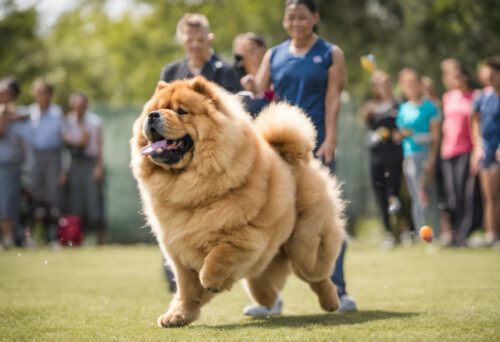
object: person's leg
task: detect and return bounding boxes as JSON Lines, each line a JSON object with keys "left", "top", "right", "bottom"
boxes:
{"left": 330, "top": 240, "right": 346, "bottom": 297}
{"left": 0, "top": 165, "right": 21, "bottom": 248}
{"left": 453, "top": 154, "right": 475, "bottom": 245}
{"left": 486, "top": 166, "right": 500, "bottom": 238}
{"left": 369, "top": 152, "right": 391, "bottom": 232}
{"left": 479, "top": 169, "right": 496, "bottom": 243}
{"left": 385, "top": 146, "right": 403, "bottom": 200}
{"left": 403, "top": 155, "right": 424, "bottom": 230}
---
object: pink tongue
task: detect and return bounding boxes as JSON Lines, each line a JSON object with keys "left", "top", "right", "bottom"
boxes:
{"left": 140, "top": 140, "right": 168, "bottom": 155}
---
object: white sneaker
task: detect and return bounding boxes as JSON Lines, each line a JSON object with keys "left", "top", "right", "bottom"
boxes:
{"left": 243, "top": 295, "right": 282, "bottom": 316}
{"left": 388, "top": 196, "right": 401, "bottom": 215}
{"left": 381, "top": 233, "right": 396, "bottom": 250}
{"left": 337, "top": 294, "right": 357, "bottom": 312}
{"left": 400, "top": 230, "right": 414, "bottom": 247}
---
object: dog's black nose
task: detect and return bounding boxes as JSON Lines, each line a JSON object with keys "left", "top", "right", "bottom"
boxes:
{"left": 148, "top": 111, "right": 161, "bottom": 120}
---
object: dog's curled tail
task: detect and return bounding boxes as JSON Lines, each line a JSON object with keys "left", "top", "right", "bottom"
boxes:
{"left": 255, "top": 102, "right": 317, "bottom": 164}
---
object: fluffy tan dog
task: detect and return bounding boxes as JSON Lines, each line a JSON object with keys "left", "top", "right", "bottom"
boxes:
{"left": 130, "top": 77, "right": 345, "bottom": 327}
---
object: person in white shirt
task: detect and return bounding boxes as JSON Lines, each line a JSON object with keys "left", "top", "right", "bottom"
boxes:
{"left": 63, "top": 92, "right": 105, "bottom": 244}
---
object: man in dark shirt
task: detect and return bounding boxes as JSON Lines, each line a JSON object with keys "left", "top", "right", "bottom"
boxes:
{"left": 159, "top": 13, "right": 241, "bottom": 93}
{"left": 159, "top": 13, "right": 241, "bottom": 292}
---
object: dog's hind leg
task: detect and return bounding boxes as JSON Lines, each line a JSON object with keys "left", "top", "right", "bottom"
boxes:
{"left": 308, "top": 278, "right": 339, "bottom": 312}
{"left": 285, "top": 218, "right": 342, "bottom": 282}
{"left": 243, "top": 251, "right": 290, "bottom": 308}
{"left": 285, "top": 217, "right": 343, "bottom": 312}
{"left": 157, "top": 261, "right": 215, "bottom": 328}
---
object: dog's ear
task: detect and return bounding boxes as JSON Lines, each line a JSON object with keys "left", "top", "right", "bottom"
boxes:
{"left": 191, "top": 77, "right": 222, "bottom": 111}
{"left": 155, "top": 81, "right": 168, "bottom": 94}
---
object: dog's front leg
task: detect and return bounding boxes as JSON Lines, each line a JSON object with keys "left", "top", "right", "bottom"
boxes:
{"left": 199, "top": 242, "right": 258, "bottom": 293}
{"left": 158, "top": 262, "right": 215, "bottom": 328}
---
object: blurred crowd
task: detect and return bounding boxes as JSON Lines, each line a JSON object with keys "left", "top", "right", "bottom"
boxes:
{"left": 360, "top": 58, "right": 500, "bottom": 249}
{"left": 1, "top": 2, "right": 499, "bottom": 254}
{"left": 0, "top": 78, "right": 105, "bottom": 250}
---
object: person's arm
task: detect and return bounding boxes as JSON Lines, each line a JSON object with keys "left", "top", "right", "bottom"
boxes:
{"left": 470, "top": 111, "right": 483, "bottom": 175}
{"left": 316, "top": 46, "right": 346, "bottom": 164}
{"left": 242, "top": 49, "right": 272, "bottom": 96}
{"left": 93, "top": 125, "right": 103, "bottom": 182}
{"left": 425, "top": 120, "right": 441, "bottom": 181}
{"left": 0, "top": 103, "right": 9, "bottom": 135}
{"left": 360, "top": 100, "right": 376, "bottom": 124}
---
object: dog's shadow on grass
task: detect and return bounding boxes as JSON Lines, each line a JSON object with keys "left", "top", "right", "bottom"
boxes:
{"left": 198, "top": 310, "right": 419, "bottom": 330}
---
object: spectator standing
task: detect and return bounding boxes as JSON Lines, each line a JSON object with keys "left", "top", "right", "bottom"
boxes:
{"left": 440, "top": 66, "right": 482, "bottom": 246}
{"left": 360, "top": 71, "right": 403, "bottom": 249}
{"left": 423, "top": 74, "right": 451, "bottom": 242}
{"left": 63, "top": 92, "right": 105, "bottom": 245}
{"left": 233, "top": 32, "right": 276, "bottom": 115}
{"left": 396, "top": 68, "right": 440, "bottom": 233}
{"left": 244, "top": 0, "right": 356, "bottom": 314}
{"left": 159, "top": 13, "right": 241, "bottom": 93}
{"left": 471, "top": 56, "right": 500, "bottom": 246}
{"left": 21, "top": 79, "right": 65, "bottom": 247}
{"left": 158, "top": 13, "right": 242, "bottom": 292}
{"left": 0, "top": 78, "right": 27, "bottom": 249}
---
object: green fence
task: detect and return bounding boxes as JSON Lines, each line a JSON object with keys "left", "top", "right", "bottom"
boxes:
{"left": 95, "top": 99, "right": 375, "bottom": 243}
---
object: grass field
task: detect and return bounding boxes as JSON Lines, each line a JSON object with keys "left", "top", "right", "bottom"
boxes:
{"left": 1, "top": 225, "right": 499, "bottom": 342}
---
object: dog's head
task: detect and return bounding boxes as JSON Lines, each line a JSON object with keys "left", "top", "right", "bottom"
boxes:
{"left": 131, "top": 76, "right": 239, "bottom": 173}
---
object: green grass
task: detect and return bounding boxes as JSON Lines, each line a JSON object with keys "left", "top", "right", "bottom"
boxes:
{"left": 1, "top": 228, "right": 499, "bottom": 341}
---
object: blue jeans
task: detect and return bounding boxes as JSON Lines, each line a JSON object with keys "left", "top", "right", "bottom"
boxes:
{"left": 318, "top": 154, "right": 347, "bottom": 298}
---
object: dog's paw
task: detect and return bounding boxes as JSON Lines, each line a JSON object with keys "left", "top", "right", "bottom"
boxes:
{"left": 199, "top": 267, "right": 225, "bottom": 293}
{"left": 157, "top": 310, "right": 190, "bottom": 328}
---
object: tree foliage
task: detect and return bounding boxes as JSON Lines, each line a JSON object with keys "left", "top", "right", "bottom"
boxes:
{"left": 1, "top": 0, "right": 499, "bottom": 107}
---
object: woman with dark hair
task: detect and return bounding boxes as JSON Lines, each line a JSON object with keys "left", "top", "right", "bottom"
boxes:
{"left": 360, "top": 71, "right": 403, "bottom": 249}
{"left": 243, "top": 0, "right": 356, "bottom": 315}
{"left": 441, "top": 66, "right": 482, "bottom": 245}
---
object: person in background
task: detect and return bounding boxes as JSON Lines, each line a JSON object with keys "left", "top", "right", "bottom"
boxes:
{"left": 159, "top": 13, "right": 241, "bottom": 93}
{"left": 477, "top": 64, "right": 493, "bottom": 93}
{"left": 396, "top": 68, "right": 440, "bottom": 234}
{"left": 441, "top": 58, "right": 460, "bottom": 91}
{"left": 471, "top": 56, "right": 500, "bottom": 247}
{"left": 423, "top": 74, "right": 452, "bottom": 244}
{"left": 233, "top": 32, "right": 267, "bottom": 80}
{"left": 0, "top": 77, "right": 27, "bottom": 250}
{"left": 62, "top": 92, "right": 105, "bottom": 245}
{"left": 440, "top": 66, "right": 482, "bottom": 246}
{"left": 233, "top": 32, "right": 276, "bottom": 115}
{"left": 243, "top": 0, "right": 356, "bottom": 314}
{"left": 158, "top": 13, "right": 241, "bottom": 292}
{"left": 22, "top": 79, "right": 65, "bottom": 248}
{"left": 360, "top": 71, "right": 403, "bottom": 249}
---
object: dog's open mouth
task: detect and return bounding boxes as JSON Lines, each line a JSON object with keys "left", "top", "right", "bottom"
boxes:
{"left": 141, "top": 127, "right": 194, "bottom": 164}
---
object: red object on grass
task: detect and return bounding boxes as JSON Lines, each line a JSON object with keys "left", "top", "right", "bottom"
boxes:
{"left": 58, "top": 215, "right": 84, "bottom": 246}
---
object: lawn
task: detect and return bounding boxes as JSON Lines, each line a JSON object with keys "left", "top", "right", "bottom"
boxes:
{"left": 1, "top": 226, "right": 499, "bottom": 342}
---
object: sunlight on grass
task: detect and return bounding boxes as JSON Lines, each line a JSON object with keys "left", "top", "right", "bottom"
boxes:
{"left": 0, "top": 231, "right": 499, "bottom": 341}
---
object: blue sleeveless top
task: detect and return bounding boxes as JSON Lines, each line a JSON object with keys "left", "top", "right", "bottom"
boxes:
{"left": 270, "top": 38, "right": 334, "bottom": 127}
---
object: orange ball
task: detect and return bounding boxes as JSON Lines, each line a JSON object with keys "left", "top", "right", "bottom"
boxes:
{"left": 419, "top": 225, "right": 434, "bottom": 243}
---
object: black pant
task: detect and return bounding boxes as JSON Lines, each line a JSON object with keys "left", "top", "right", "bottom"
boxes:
{"left": 369, "top": 144, "right": 403, "bottom": 232}
{"left": 441, "top": 153, "right": 482, "bottom": 244}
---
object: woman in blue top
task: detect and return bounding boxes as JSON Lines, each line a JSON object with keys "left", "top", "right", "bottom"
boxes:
{"left": 243, "top": 0, "right": 355, "bottom": 315}
{"left": 396, "top": 68, "right": 440, "bottom": 233}
{"left": 471, "top": 56, "right": 500, "bottom": 246}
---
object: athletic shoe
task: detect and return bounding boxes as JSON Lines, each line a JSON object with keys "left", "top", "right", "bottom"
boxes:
{"left": 400, "top": 230, "right": 414, "bottom": 247}
{"left": 243, "top": 295, "right": 282, "bottom": 316}
{"left": 387, "top": 196, "right": 401, "bottom": 215}
{"left": 337, "top": 294, "right": 357, "bottom": 312}
{"left": 381, "top": 232, "right": 396, "bottom": 250}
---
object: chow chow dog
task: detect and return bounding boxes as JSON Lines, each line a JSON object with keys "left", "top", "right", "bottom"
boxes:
{"left": 130, "top": 77, "right": 345, "bottom": 327}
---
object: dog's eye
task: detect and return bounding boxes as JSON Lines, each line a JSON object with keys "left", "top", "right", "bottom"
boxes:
{"left": 178, "top": 108, "right": 188, "bottom": 115}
